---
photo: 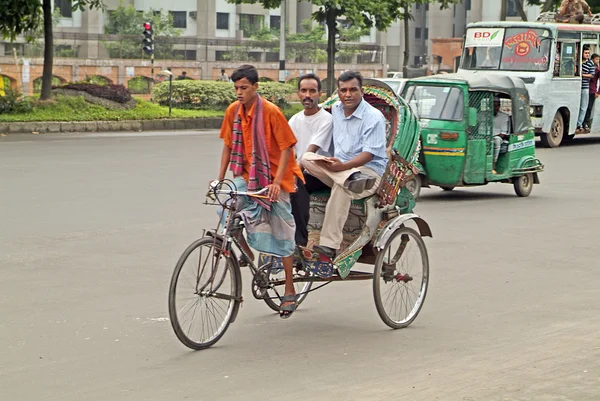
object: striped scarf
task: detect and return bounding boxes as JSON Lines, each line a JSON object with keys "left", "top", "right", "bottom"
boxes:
{"left": 230, "top": 95, "right": 272, "bottom": 210}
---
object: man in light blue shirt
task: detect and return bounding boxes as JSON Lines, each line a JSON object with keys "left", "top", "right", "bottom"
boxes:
{"left": 301, "top": 71, "right": 388, "bottom": 258}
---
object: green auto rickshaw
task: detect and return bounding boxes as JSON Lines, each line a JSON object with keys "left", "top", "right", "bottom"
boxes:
{"left": 401, "top": 73, "right": 544, "bottom": 198}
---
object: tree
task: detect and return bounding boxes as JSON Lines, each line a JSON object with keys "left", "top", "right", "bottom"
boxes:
{"left": 104, "top": 4, "right": 181, "bottom": 60}
{"left": 0, "top": 0, "right": 104, "bottom": 100}
{"left": 229, "top": 0, "right": 456, "bottom": 95}
{"left": 400, "top": 1, "right": 458, "bottom": 79}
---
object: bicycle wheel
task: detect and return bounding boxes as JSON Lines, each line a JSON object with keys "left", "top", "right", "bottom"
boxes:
{"left": 373, "top": 227, "right": 429, "bottom": 329}
{"left": 168, "top": 237, "right": 241, "bottom": 350}
{"left": 263, "top": 263, "right": 313, "bottom": 313}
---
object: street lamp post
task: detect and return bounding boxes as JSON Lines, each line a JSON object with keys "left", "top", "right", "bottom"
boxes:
{"left": 162, "top": 70, "right": 173, "bottom": 117}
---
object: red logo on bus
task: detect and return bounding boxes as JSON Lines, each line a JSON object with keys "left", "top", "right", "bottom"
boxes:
{"left": 504, "top": 30, "right": 541, "bottom": 57}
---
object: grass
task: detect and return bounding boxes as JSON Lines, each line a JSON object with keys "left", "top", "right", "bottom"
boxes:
{"left": 0, "top": 95, "right": 305, "bottom": 123}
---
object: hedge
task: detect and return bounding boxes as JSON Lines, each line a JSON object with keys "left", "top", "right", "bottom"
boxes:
{"left": 152, "top": 80, "right": 295, "bottom": 110}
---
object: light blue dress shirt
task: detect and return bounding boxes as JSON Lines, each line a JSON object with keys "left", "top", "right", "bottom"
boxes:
{"left": 331, "top": 99, "right": 388, "bottom": 176}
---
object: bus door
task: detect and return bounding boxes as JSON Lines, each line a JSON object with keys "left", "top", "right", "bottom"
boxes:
{"left": 553, "top": 35, "right": 582, "bottom": 134}
{"left": 581, "top": 33, "right": 600, "bottom": 126}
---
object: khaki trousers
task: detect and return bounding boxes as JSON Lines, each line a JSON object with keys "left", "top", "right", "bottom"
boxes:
{"left": 301, "top": 152, "right": 381, "bottom": 250}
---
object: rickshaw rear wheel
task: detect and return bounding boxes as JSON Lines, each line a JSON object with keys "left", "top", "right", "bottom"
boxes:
{"left": 540, "top": 112, "right": 564, "bottom": 148}
{"left": 514, "top": 173, "right": 533, "bottom": 197}
{"left": 263, "top": 265, "right": 313, "bottom": 313}
{"left": 373, "top": 227, "right": 429, "bottom": 329}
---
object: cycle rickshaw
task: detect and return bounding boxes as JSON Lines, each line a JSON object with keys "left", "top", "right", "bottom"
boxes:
{"left": 168, "top": 79, "right": 433, "bottom": 350}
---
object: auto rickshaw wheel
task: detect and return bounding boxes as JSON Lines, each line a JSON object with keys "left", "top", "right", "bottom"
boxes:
{"left": 406, "top": 174, "right": 422, "bottom": 199}
{"left": 540, "top": 112, "right": 564, "bottom": 148}
{"left": 514, "top": 173, "right": 534, "bottom": 197}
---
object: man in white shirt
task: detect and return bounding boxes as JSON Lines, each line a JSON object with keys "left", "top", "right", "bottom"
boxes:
{"left": 492, "top": 96, "right": 511, "bottom": 174}
{"left": 288, "top": 73, "right": 332, "bottom": 246}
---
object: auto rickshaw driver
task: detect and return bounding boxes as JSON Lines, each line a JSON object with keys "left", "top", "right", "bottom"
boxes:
{"left": 492, "top": 95, "right": 511, "bottom": 174}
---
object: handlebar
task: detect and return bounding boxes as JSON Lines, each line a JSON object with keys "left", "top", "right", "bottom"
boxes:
{"left": 209, "top": 180, "right": 269, "bottom": 198}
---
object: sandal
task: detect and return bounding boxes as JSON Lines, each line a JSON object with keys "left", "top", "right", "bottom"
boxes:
{"left": 279, "top": 294, "right": 299, "bottom": 319}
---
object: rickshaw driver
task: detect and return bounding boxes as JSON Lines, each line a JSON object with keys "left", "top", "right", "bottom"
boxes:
{"left": 301, "top": 71, "right": 388, "bottom": 259}
{"left": 492, "top": 95, "right": 511, "bottom": 174}
{"left": 216, "top": 64, "right": 304, "bottom": 319}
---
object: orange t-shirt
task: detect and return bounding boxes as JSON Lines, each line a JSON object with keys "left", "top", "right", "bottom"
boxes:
{"left": 219, "top": 98, "right": 304, "bottom": 193}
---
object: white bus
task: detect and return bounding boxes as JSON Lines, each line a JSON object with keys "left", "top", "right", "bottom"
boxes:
{"left": 458, "top": 20, "right": 600, "bottom": 147}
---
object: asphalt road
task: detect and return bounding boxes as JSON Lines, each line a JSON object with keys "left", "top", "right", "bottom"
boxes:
{"left": 1, "top": 130, "right": 599, "bottom": 401}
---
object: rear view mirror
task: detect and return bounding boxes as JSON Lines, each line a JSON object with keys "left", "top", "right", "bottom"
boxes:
{"left": 468, "top": 107, "right": 478, "bottom": 127}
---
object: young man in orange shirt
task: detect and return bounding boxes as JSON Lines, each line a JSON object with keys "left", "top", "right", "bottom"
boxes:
{"left": 217, "top": 65, "right": 304, "bottom": 319}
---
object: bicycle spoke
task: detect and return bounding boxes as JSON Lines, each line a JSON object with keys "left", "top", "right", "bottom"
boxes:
{"left": 169, "top": 238, "right": 239, "bottom": 349}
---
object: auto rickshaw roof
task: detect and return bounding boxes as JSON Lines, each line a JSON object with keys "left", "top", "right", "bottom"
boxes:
{"left": 406, "top": 73, "right": 533, "bottom": 134}
{"left": 407, "top": 73, "right": 528, "bottom": 96}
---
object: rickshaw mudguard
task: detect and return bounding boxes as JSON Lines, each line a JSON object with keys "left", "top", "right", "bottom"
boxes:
{"left": 374, "top": 213, "right": 432, "bottom": 250}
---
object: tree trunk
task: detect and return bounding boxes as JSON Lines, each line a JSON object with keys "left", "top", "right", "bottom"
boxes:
{"left": 542, "top": 0, "right": 555, "bottom": 12}
{"left": 41, "top": 0, "right": 54, "bottom": 100}
{"left": 500, "top": 0, "right": 507, "bottom": 21}
{"left": 326, "top": 7, "right": 337, "bottom": 96}
{"left": 515, "top": 0, "right": 528, "bottom": 21}
{"left": 402, "top": 8, "right": 410, "bottom": 79}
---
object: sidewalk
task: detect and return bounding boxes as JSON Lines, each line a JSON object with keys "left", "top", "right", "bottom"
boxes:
{"left": 0, "top": 118, "right": 223, "bottom": 134}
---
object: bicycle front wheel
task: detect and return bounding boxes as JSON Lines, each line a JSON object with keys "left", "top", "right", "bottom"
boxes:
{"left": 373, "top": 227, "right": 429, "bottom": 329}
{"left": 168, "top": 237, "right": 241, "bottom": 350}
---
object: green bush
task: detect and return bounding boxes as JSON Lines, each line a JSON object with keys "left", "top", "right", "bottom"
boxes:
{"left": 0, "top": 89, "right": 33, "bottom": 114}
{"left": 152, "top": 80, "right": 295, "bottom": 110}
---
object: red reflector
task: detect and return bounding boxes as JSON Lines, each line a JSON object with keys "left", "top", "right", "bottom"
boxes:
{"left": 439, "top": 132, "right": 459, "bottom": 140}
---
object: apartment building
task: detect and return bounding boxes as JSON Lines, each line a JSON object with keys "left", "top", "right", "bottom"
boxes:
{"left": 0, "top": 0, "right": 545, "bottom": 91}
{"left": 384, "top": 0, "right": 542, "bottom": 74}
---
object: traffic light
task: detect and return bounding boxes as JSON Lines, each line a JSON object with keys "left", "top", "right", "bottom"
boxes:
{"left": 142, "top": 21, "right": 154, "bottom": 55}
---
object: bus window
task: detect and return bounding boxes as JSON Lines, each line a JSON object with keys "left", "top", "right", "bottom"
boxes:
{"left": 554, "top": 43, "right": 561, "bottom": 76}
{"left": 559, "top": 42, "right": 577, "bottom": 77}
{"left": 461, "top": 27, "right": 552, "bottom": 72}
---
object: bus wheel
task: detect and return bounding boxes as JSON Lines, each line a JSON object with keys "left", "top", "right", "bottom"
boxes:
{"left": 540, "top": 112, "right": 564, "bottom": 148}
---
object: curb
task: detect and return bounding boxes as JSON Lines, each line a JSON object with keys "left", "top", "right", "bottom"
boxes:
{"left": 0, "top": 118, "right": 224, "bottom": 134}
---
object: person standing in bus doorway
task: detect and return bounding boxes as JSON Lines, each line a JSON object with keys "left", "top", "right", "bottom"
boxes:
{"left": 583, "top": 53, "right": 600, "bottom": 132}
{"left": 577, "top": 46, "right": 594, "bottom": 133}
{"left": 557, "top": 0, "right": 592, "bottom": 23}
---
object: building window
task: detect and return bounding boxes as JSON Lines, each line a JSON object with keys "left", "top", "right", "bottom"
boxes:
{"left": 216, "top": 51, "right": 228, "bottom": 61}
{"left": 465, "top": 0, "right": 471, "bottom": 11}
{"left": 172, "top": 50, "right": 197, "bottom": 60}
{"left": 424, "top": 28, "right": 429, "bottom": 40}
{"left": 248, "top": 51, "right": 262, "bottom": 61}
{"left": 416, "top": 3, "right": 420, "bottom": 10}
{"left": 55, "top": 0, "right": 73, "bottom": 18}
{"left": 240, "top": 14, "right": 264, "bottom": 38}
{"left": 266, "top": 52, "right": 279, "bottom": 62}
{"left": 217, "top": 13, "right": 229, "bottom": 30}
{"left": 415, "top": 27, "right": 422, "bottom": 39}
{"left": 507, "top": 0, "right": 518, "bottom": 17}
{"left": 270, "top": 15, "right": 281, "bottom": 31}
{"left": 170, "top": 11, "right": 187, "bottom": 29}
